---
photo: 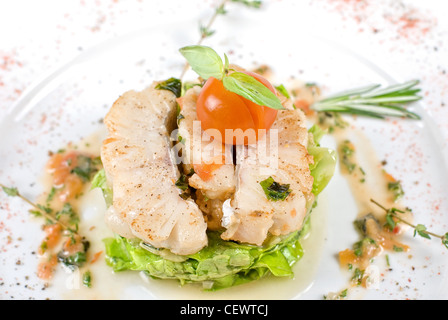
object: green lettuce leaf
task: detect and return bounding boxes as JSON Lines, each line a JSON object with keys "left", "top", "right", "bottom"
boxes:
{"left": 98, "top": 124, "right": 336, "bottom": 291}
{"left": 308, "top": 125, "right": 337, "bottom": 196}
{"left": 91, "top": 169, "right": 113, "bottom": 207}
{"left": 104, "top": 231, "right": 303, "bottom": 291}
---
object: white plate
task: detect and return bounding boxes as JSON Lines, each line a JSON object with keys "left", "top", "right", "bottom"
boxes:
{"left": 1, "top": 18, "right": 448, "bottom": 300}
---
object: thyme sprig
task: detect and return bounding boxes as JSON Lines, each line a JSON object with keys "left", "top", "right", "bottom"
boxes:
{"left": 371, "top": 199, "right": 448, "bottom": 249}
{"left": 0, "top": 183, "right": 78, "bottom": 236}
{"left": 312, "top": 80, "right": 422, "bottom": 119}
{"left": 180, "top": 0, "right": 263, "bottom": 80}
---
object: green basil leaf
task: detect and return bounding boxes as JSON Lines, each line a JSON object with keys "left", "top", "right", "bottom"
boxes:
{"left": 179, "top": 45, "right": 224, "bottom": 80}
{"left": 223, "top": 72, "right": 285, "bottom": 110}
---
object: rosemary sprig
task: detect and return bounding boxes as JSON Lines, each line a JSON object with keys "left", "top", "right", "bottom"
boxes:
{"left": 312, "top": 80, "right": 422, "bottom": 119}
{"left": 371, "top": 199, "right": 448, "bottom": 249}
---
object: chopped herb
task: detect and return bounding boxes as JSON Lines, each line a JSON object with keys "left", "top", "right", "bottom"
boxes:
{"left": 341, "top": 140, "right": 355, "bottom": 156}
{"left": 92, "top": 156, "right": 102, "bottom": 166}
{"left": 58, "top": 251, "right": 87, "bottom": 271}
{"left": 46, "top": 187, "right": 57, "bottom": 204}
{"left": 359, "top": 167, "right": 366, "bottom": 183}
{"left": 393, "top": 245, "right": 404, "bottom": 252}
{"left": 55, "top": 203, "right": 79, "bottom": 225}
{"left": 318, "top": 112, "right": 348, "bottom": 133}
{"left": 175, "top": 169, "right": 195, "bottom": 200}
{"left": 177, "top": 113, "right": 185, "bottom": 124}
{"left": 57, "top": 239, "right": 90, "bottom": 271}
{"left": 179, "top": 192, "right": 191, "bottom": 200}
{"left": 40, "top": 241, "right": 48, "bottom": 254}
{"left": 155, "top": 77, "right": 182, "bottom": 98}
{"left": 385, "top": 254, "right": 391, "bottom": 267}
{"left": 388, "top": 180, "right": 405, "bottom": 202}
{"left": 340, "top": 140, "right": 356, "bottom": 174}
{"left": 178, "top": 135, "right": 186, "bottom": 144}
{"left": 83, "top": 271, "right": 92, "bottom": 288}
{"left": 353, "top": 237, "right": 376, "bottom": 257}
{"left": 71, "top": 155, "right": 99, "bottom": 182}
{"left": 175, "top": 174, "right": 189, "bottom": 191}
{"left": 339, "top": 289, "right": 348, "bottom": 299}
{"left": 260, "top": 177, "right": 292, "bottom": 201}
{"left": 352, "top": 268, "right": 365, "bottom": 286}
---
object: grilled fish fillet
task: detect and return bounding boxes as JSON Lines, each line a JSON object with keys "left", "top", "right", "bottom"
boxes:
{"left": 221, "top": 108, "right": 314, "bottom": 246}
{"left": 101, "top": 83, "right": 208, "bottom": 255}
{"left": 177, "top": 86, "right": 236, "bottom": 200}
{"left": 177, "top": 87, "right": 236, "bottom": 230}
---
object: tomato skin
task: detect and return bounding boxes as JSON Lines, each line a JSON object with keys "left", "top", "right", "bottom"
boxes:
{"left": 196, "top": 71, "right": 278, "bottom": 145}
{"left": 240, "top": 70, "right": 278, "bottom": 134}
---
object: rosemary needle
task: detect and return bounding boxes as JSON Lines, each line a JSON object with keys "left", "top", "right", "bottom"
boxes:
{"left": 312, "top": 80, "right": 422, "bottom": 120}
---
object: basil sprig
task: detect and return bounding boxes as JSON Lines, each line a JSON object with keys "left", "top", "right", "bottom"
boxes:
{"left": 179, "top": 45, "right": 284, "bottom": 110}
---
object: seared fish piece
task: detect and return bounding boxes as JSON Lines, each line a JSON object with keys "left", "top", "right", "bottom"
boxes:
{"left": 221, "top": 109, "right": 314, "bottom": 246}
{"left": 177, "top": 86, "right": 236, "bottom": 201}
{"left": 177, "top": 87, "right": 236, "bottom": 230}
{"left": 101, "top": 83, "right": 208, "bottom": 255}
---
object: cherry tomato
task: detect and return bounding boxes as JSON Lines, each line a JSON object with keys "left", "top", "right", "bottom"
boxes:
{"left": 196, "top": 70, "right": 278, "bottom": 145}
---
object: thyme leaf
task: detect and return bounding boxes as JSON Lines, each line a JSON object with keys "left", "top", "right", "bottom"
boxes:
{"left": 414, "top": 224, "right": 431, "bottom": 240}
{"left": 231, "top": 0, "right": 262, "bottom": 8}
{"left": 1, "top": 186, "right": 19, "bottom": 197}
